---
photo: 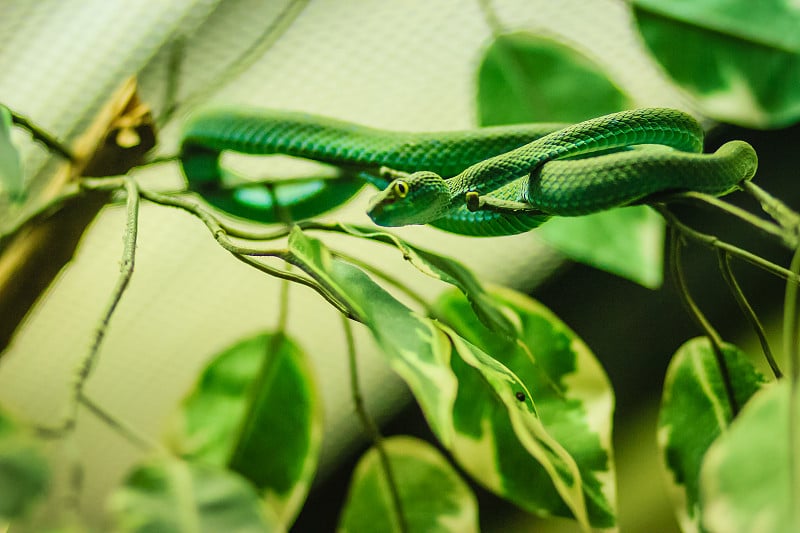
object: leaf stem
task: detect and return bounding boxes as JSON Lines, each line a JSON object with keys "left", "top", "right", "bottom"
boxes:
{"left": 669, "top": 227, "right": 739, "bottom": 417}
{"left": 784, "top": 249, "right": 800, "bottom": 384}
{"left": 342, "top": 316, "right": 408, "bottom": 533}
{"left": 233, "top": 254, "right": 354, "bottom": 319}
{"left": 717, "top": 250, "right": 781, "bottom": 379}
{"left": 784, "top": 246, "right": 800, "bottom": 518}
{"left": 656, "top": 205, "right": 800, "bottom": 283}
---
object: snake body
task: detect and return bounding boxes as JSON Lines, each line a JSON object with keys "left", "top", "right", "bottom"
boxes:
{"left": 180, "top": 107, "right": 758, "bottom": 236}
{"left": 180, "top": 107, "right": 561, "bottom": 235}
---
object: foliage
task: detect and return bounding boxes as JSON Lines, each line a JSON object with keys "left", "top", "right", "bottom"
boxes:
{"left": 632, "top": 0, "right": 800, "bottom": 128}
{"left": 338, "top": 436, "right": 479, "bottom": 533}
{"left": 1, "top": 1, "right": 800, "bottom": 532}
{"left": 0, "top": 408, "right": 50, "bottom": 521}
{"left": 475, "top": 31, "right": 664, "bottom": 287}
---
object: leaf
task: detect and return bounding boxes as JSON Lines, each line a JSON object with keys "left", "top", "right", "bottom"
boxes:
{"left": 338, "top": 436, "right": 479, "bottom": 533}
{"left": 169, "top": 332, "right": 322, "bottom": 527}
{"left": 633, "top": 0, "right": 800, "bottom": 128}
{"left": 0, "top": 105, "right": 24, "bottom": 200}
{"left": 657, "top": 337, "right": 765, "bottom": 533}
{"left": 198, "top": 174, "right": 365, "bottom": 225}
{"left": 475, "top": 32, "right": 663, "bottom": 287}
{"left": 476, "top": 32, "right": 631, "bottom": 125}
{"left": 435, "top": 287, "right": 616, "bottom": 529}
{"left": 288, "top": 227, "right": 458, "bottom": 444}
{"left": 335, "top": 223, "right": 516, "bottom": 338}
{"left": 700, "top": 380, "right": 798, "bottom": 533}
{"left": 110, "top": 458, "right": 281, "bottom": 533}
{"left": 287, "top": 228, "right": 611, "bottom": 529}
{"left": 0, "top": 407, "right": 50, "bottom": 521}
{"left": 538, "top": 206, "right": 665, "bottom": 288}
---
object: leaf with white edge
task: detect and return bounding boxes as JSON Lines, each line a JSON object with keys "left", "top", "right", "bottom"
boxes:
{"left": 657, "top": 337, "right": 764, "bottom": 533}
{"left": 110, "top": 458, "right": 281, "bottom": 533}
{"left": 538, "top": 206, "right": 665, "bottom": 288}
{"left": 338, "top": 436, "right": 479, "bottom": 533}
{"left": 435, "top": 287, "right": 616, "bottom": 529}
{"left": 633, "top": 0, "right": 800, "bottom": 127}
{"left": 169, "top": 332, "right": 322, "bottom": 527}
{"left": 0, "top": 407, "right": 50, "bottom": 521}
{"left": 700, "top": 380, "right": 798, "bottom": 533}
{"left": 0, "top": 105, "right": 24, "bottom": 199}
{"left": 288, "top": 227, "right": 458, "bottom": 445}
{"left": 441, "top": 324, "right": 591, "bottom": 529}
{"left": 288, "top": 227, "right": 606, "bottom": 529}
{"left": 336, "top": 223, "right": 516, "bottom": 339}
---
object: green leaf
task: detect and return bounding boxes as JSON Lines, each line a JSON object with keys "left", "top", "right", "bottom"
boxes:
{"left": 0, "top": 407, "right": 50, "bottom": 521}
{"left": 288, "top": 227, "right": 458, "bottom": 444}
{"left": 287, "top": 229, "right": 605, "bottom": 528}
{"left": 338, "top": 436, "right": 479, "bottom": 533}
{"left": 475, "top": 32, "right": 663, "bottom": 287}
{"left": 435, "top": 287, "right": 616, "bottom": 528}
{"left": 633, "top": 0, "right": 800, "bottom": 128}
{"left": 538, "top": 206, "right": 665, "bottom": 288}
{"left": 169, "top": 331, "right": 322, "bottom": 527}
{"left": 0, "top": 105, "right": 24, "bottom": 199}
{"left": 200, "top": 175, "right": 365, "bottom": 225}
{"left": 335, "top": 223, "right": 516, "bottom": 338}
{"left": 110, "top": 458, "right": 281, "bottom": 533}
{"left": 657, "top": 338, "right": 765, "bottom": 533}
{"left": 700, "top": 380, "right": 798, "bottom": 533}
{"left": 476, "top": 32, "right": 631, "bottom": 125}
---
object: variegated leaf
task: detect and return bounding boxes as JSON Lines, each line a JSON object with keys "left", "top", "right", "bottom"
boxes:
{"left": 657, "top": 337, "right": 764, "bottom": 532}
{"left": 338, "top": 436, "right": 479, "bottom": 533}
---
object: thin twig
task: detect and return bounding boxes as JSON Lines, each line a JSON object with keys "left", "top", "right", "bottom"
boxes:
{"left": 342, "top": 316, "right": 408, "bottom": 533}
{"left": 717, "top": 250, "right": 781, "bottom": 379}
{"left": 10, "top": 111, "right": 75, "bottom": 161}
{"left": 80, "top": 394, "right": 165, "bottom": 453}
{"left": 38, "top": 179, "right": 139, "bottom": 437}
{"left": 76, "top": 178, "right": 139, "bottom": 380}
{"left": 656, "top": 205, "right": 800, "bottom": 284}
{"left": 669, "top": 228, "right": 739, "bottom": 417}
{"left": 130, "top": 186, "right": 360, "bottom": 319}
{"left": 666, "top": 191, "right": 795, "bottom": 249}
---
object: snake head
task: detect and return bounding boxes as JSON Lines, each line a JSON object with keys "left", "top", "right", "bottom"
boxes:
{"left": 367, "top": 170, "right": 451, "bottom": 227}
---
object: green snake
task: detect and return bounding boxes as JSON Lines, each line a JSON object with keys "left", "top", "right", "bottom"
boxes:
{"left": 180, "top": 107, "right": 758, "bottom": 236}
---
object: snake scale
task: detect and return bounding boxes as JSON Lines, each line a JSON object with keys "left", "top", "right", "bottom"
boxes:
{"left": 180, "top": 107, "right": 758, "bottom": 237}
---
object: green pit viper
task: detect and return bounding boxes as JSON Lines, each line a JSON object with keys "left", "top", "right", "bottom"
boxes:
{"left": 179, "top": 107, "right": 757, "bottom": 237}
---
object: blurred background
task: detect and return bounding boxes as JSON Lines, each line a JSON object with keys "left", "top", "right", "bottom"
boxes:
{"left": 0, "top": 0, "right": 798, "bottom": 531}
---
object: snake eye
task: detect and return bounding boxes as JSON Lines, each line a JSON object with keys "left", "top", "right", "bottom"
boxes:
{"left": 392, "top": 180, "right": 409, "bottom": 198}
